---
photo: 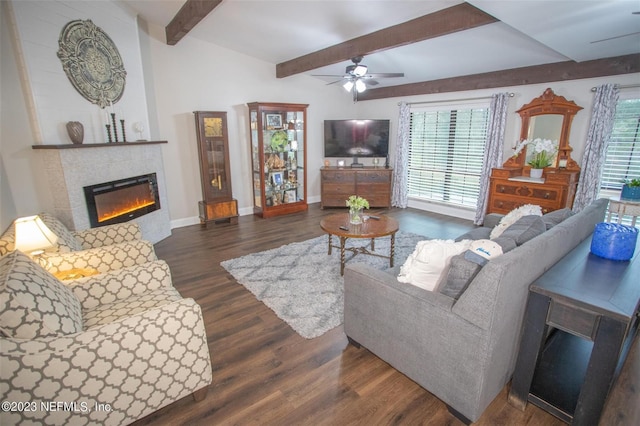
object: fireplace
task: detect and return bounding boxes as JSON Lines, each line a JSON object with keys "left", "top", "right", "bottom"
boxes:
{"left": 84, "top": 173, "right": 161, "bottom": 228}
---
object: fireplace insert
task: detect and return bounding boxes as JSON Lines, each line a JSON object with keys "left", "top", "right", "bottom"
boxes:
{"left": 84, "top": 173, "right": 160, "bottom": 227}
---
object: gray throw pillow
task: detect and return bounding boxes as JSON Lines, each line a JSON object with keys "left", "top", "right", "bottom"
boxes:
{"left": 491, "top": 236, "right": 518, "bottom": 253}
{"left": 500, "top": 215, "right": 546, "bottom": 246}
{"left": 542, "top": 208, "right": 575, "bottom": 230}
{"left": 439, "top": 252, "right": 482, "bottom": 299}
{"left": 455, "top": 227, "right": 492, "bottom": 242}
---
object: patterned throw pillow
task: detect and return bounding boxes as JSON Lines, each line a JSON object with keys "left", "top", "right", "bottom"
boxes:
{"left": 39, "top": 213, "right": 83, "bottom": 252}
{"left": 0, "top": 251, "right": 83, "bottom": 339}
{"left": 0, "top": 224, "right": 15, "bottom": 256}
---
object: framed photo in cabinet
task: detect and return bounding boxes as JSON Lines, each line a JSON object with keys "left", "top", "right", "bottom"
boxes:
{"left": 270, "top": 171, "right": 283, "bottom": 186}
{"left": 266, "top": 114, "right": 282, "bottom": 130}
{"left": 193, "top": 111, "right": 238, "bottom": 226}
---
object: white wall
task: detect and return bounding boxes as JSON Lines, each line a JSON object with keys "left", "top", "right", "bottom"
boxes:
{"left": 8, "top": 0, "right": 151, "bottom": 145}
{"left": 1, "top": 2, "right": 53, "bottom": 230}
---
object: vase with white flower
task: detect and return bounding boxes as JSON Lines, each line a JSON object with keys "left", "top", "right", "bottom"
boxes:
{"left": 512, "top": 138, "right": 558, "bottom": 178}
{"left": 345, "top": 195, "right": 369, "bottom": 224}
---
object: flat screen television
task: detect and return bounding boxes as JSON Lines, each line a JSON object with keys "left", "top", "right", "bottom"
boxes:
{"left": 324, "top": 120, "right": 390, "bottom": 163}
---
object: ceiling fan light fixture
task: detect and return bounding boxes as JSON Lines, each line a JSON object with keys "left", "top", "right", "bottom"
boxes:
{"left": 355, "top": 79, "right": 367, "bottom": 93}
{"left": 353, "top": 64, "right": 367, "bottom": 77}
{"left": 343, "top": 81, "right": 354, "bottom": 92}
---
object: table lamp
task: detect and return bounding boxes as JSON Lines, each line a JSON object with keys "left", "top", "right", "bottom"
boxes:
{"left": 14, "top": 215, "right": 59, "bottom": 257}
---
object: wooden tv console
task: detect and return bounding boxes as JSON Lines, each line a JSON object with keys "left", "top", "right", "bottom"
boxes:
{"left": 320, "top": 167, "right": 392, "bottom": 208}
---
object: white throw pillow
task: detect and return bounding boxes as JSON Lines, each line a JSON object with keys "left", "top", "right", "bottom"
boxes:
{"left": 490, "top": 204, "right": 543, "bottom": 239}
{"left": 469, "top": 239, "right": 503, "bottom": 260}
{"left": 397, "top": 239, "right": 472, "bottom": 291}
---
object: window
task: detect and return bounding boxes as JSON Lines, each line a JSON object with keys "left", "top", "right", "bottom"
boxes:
{"left": 407, "top": 104, "right": 489, "bottom": 208}
{"left": 599, "top": 98, "right": 640, "bottom": 196}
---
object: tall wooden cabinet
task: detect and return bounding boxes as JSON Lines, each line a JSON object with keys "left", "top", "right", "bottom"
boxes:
{"left": 247, "top": 102, "right": 308, "bottom": 218}
{"left": 193, "top": 111, "right": 238, "bottom": 225}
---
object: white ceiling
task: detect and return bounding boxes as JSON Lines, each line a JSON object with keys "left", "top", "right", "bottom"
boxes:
{"left": 123, "top": 0, "right": 640, "bottom": 89}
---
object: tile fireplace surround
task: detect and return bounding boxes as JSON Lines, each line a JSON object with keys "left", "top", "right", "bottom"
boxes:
{"left": 33, "top": 141, "right": 171, "bottom": 244}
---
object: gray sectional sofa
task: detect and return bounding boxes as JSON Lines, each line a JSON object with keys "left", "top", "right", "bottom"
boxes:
{"left": 344, "top": 198, "right": 609, "bottom": 423}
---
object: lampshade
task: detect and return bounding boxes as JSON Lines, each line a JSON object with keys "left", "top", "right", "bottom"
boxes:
{"left": 14, "top": 215, "right": 59, "bottom": 254}
{"left": 355, "top": 79, "right": 367, "bottom": 93}
{"left": 343, "top": 81, "right": 354, "bottom": 92}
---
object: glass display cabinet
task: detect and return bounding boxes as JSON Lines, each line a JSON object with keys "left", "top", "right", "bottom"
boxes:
{"left": 193, "top": 111, "right": 238, "bottom": 225}
{"left": 247, "top": 102, "right": 308, "bottom": 218}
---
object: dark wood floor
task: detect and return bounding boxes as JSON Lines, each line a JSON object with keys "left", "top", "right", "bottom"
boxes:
{"left": 132, "top": 203, "right": 566, "bottom": 426}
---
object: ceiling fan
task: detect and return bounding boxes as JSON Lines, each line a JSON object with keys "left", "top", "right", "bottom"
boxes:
{"left": 313, "top": 56, "right": 404, "bottom": 102}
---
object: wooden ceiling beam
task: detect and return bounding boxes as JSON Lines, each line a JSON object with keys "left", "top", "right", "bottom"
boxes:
{"left": 357, "top": 54, "right": 640, "bottom": 101}
{"left": 165, "top": 0, "right": 223, "bottom": 46}
{"left": 276, "top": 2, "right": 497, "bottom": 78}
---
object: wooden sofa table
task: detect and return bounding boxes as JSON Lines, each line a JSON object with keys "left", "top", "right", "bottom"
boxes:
{"left": 508, "top": 235, "right": 640, "bottom": 425}
{"left": 320, "top": 213, "right": 399, "bottom": 276}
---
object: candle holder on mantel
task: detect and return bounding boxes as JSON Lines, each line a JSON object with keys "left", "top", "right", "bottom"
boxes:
{"left": 120, "top": 119, "right": 127, "bottom": 142}
{"left": 105, "top": 124, "right": 113, "bottom": 143}
{"left": 110, "top": 113, "right": 119, "bottom": 142}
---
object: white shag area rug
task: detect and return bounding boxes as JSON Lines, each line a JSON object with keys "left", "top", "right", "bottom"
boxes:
{"left": 220, "top": 231, "right": 426, "bottom": 339}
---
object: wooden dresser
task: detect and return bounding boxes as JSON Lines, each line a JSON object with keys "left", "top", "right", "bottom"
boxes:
{"left": 320, "top": 167, "right": 392, "bottom": 208}
{"left": 487, "top": 167, "right": 579, "bottom": 215}
{"left": 489, "top": 88, "right": 584, "bottom": 216}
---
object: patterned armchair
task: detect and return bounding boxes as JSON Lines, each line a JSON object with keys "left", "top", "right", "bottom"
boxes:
{"left": 0, "top": 214, "right": 156, "bottom": 274}
{"left": 0, "top": 250, "right": 212, "bottom": 425}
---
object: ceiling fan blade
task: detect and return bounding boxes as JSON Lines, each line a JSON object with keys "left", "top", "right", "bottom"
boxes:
{"left": 326, "top": 79, "right": 347, "bottom": 86}
{"left": 367, "top": 80, "right": 380, "bottom": 86}
{"left": 590, "top": 31, "right": 640, "bottom": 44}
{"left": 311, "top": 74, "right": 348, "bottom": 78}
{"left": 365, "top": 72, "right": 404, "bottom": 78}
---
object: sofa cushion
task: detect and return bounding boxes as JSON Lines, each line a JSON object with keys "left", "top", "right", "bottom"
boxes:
{"left": 542, "top": 208, "right": 575, "bottom": 230}
{"left": 455, "top": 227, "right": 492, "bottom": 242}
{"left": 83, "top": 287, "right": 182, "bottom": 329}
{"left": 490, "top": 204, "right": 543, "bottom": 239}
{"left": 39, "top": 213, "right": 83, "bottom": 253}
{"left": 0, "top": 251, "right": 83, "bottom": 339}
{"left": 397, "top": 239, "right": 472, "bottom": 291}
{"left": 491, "top": 236, "right": 518, "bottom": 253}
{"left": 500, "top": 215, "right": 546, "bottom": 245}
{"left": 439, "top": 239, "right": 504, "bottom": 299}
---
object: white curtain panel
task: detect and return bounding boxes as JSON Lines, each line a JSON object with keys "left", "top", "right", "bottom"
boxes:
{"left": 392, "top": 102, "right": 411, "bottom": 208}
{"left": 474, "top": 93, "right": 510, "bottom": 225}
{"left": 572, "top": 84, "right": 620, "bottom": 212}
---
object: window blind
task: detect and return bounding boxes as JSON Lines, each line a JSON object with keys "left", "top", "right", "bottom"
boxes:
{"left": 600, "top": 98, "right": 640, "bottom": 191}
{"left": 407, "top": 106, "right": 489, "bottom": 208}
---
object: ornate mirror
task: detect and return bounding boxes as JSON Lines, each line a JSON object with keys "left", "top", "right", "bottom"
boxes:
{"left": 506, "top": 88, "right": 582, "bottom": 171}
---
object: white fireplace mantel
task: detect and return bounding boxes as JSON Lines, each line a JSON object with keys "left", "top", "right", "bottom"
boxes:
{"left": 34, "top": 141, "right": 171, "bottom": 244}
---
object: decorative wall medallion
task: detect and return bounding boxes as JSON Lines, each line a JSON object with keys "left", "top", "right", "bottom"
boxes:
{"left": 57, "top": 19, "right": 126, "bottom": 108}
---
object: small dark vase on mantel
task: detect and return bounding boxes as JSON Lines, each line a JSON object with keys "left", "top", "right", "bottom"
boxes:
{"left": 66, "top": 121, "right": 84, "bottom": 144}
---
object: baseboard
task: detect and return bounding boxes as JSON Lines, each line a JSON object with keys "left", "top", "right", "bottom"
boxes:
{"left": 170, "top": 198, "right": 322, "bottom": 230}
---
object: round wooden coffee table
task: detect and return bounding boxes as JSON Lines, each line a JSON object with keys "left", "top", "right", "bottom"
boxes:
{"left": 320, "top": 213, "right": 399, "bottom": 276}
